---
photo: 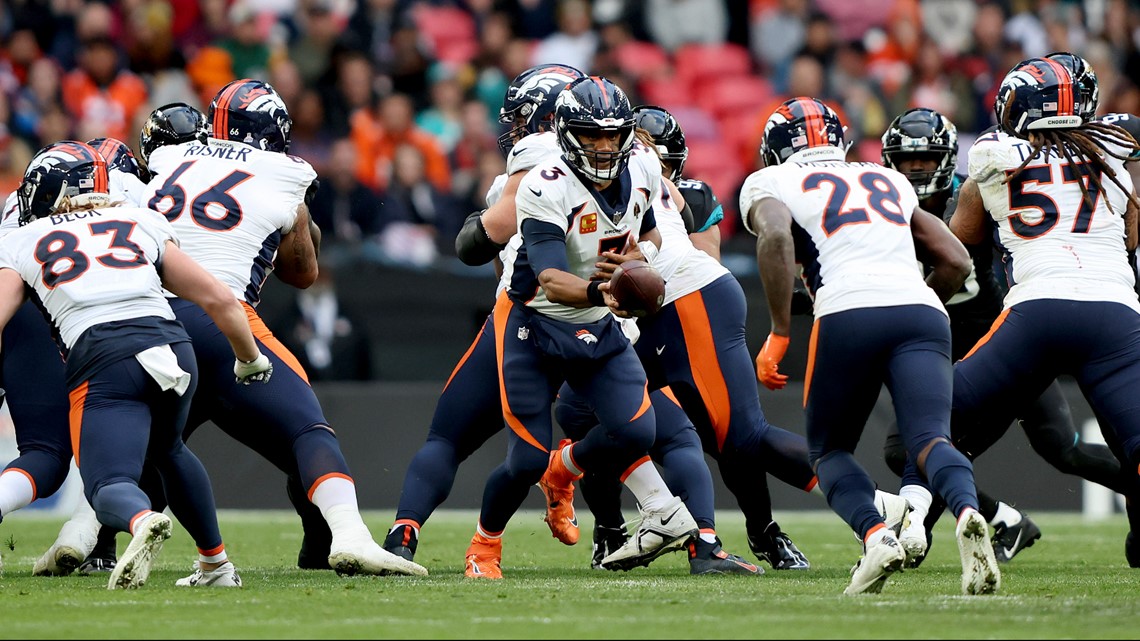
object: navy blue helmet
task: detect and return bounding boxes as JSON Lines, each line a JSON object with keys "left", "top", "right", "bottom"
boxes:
{"left": 760, "top": 97, "right": 845, "bottom": 167}
{"left": 87, "top": 137, "right": 147, "bottom": 182}
{"left": 209, "top": 78, "right": 292, "bottom": 153}
{"left": 140, "top": 102, "right": 208, "bottom": 165}
{"left": 1046, "top": 51, "right": 1098, "bottom": 121}
{"left": 995, "top": 58, "right": 1082, "bottom": 136}
{"left": 554, "top": 76, "right": 636, "bottom": 183}
{"left": 17, "top": 141, "right": 110, "bottom": 225}
{"left": 633, "top": 104, "right": 688, "bottom": 182}
{"left": 497, "top": 64, "right": 585, "bottom": 156}
{"left": 880, "top": 108, "right": 958, "bottom": 199}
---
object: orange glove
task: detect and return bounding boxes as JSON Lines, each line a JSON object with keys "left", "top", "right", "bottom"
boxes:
{"left": 756, "top": 333, "right": 790, "bottom": 390}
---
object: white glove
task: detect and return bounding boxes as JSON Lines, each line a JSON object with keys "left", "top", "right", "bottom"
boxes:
{"left": 234, "top": 353, "right": 273, "bottom": 385}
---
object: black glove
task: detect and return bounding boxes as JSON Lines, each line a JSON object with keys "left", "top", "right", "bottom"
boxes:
{"left": 304, "top": 179, "right": 320, "bottom": 208}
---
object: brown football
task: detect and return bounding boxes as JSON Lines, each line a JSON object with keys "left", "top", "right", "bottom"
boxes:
{"left": 609, "top": 259, "right": 665, "bottom": 315}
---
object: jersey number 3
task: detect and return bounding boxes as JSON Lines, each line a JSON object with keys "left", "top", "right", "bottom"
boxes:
{"left": 147, "top": 161, "right": 251, "bottom": 231}
{"left": 803, "top": 172, "right": 906, "bottom": 237}
{"left": 34, "top": 220, "right": 147, "bottom": 288}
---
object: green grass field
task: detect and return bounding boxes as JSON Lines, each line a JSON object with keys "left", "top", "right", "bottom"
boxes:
{"left": 1, "top": 509, "right": 1138, "bottom": 639}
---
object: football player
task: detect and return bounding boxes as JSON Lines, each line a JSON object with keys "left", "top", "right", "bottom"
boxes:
{"left": 136, "top": 78, "right": 425, "bottom": 577}
{"left": 742, "top": 97, "right": 1000, "bottom": 595}
{"left": 949, "top": 58, "right": 1140, "bottom": 570}
{"left": 0, "top": 141, "right": 273, "bottom": 587}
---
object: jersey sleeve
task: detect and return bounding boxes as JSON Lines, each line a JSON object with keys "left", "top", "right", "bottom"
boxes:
{"left": 1098, "top": 113, "right": 1140, "bottom": 160}
{"left": 515, "top": 167, "right": 570, "bottom": 233}
{"left": 132, "top": 209, "right": 179, "bottom": 261}
{"left": 967, "top": 137, "right": 1015, "bottom": 186}
{"left": 680, "top": 181, "right": 724, "bottom": 233}
{"left": 506, "top": 133, "right": 558, "bottom": 175}
{"left": 485, "top": 173, "right": 508, "bottom": 207}
{"left": 269, "top": 153, "right": 318, "bottom": 234}
{"left": 738, "top": 168, "right": 784, "bottom": 236}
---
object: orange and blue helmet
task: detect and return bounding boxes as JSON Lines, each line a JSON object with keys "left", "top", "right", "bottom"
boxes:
{"left": 995, "top": 58, "right": 1083, "bottom": 136}
{"left": 554, "top": 76, "right": 636, "bottom": 183}
{"left": 760, "top": 97, "right": 845, "bottom": 167}
{"left": 1046, "top": 51, "right": 1098, "bottom": 121}
{"left": 208, "top": 78, "right": 292, "bottom": 153}
{"left": 87, "top": 137, "right": 146, "bottom": 182}
{"left": 498, "top": 64, "right": 585, "bottom": 156}
{"left": 17, "top": 141, "right": 110, "bottom": 225}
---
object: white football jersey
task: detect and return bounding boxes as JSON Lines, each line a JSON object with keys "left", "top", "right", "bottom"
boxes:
{"left": 0, "top": 206, "right": 176, "bottom": 348}
{"left": 969, "top": 129, "right": 1137, "bottom": 311}
{"left": 653, "top": 177, "right": 729, "bottom": 305}
{"left": 501, "top": 142, "right": 662, "bottom": 322}
{"left": 110, "top": 169, "right": 148, "bottom": 207}
{"left": 0, "top": 193, "right": 17, "bottom": 238}
{"left": 138, "top": 138, "right": 316, "bottom": 305}
{"left": 739, "top": 146, "right": 943, "bottom": 318}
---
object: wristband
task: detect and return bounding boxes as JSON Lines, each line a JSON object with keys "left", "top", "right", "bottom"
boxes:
{"left": 638, "top": 240, "right": 660, "bottom": 263}
{"left": 587, "top": 280, "right": 605, "bottom": 307}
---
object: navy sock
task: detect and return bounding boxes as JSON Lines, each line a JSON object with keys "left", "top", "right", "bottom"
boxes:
{"left": 719, "top": 450, "right": 775, "bottom": 536}
{"left": 578, "top": 473, "right": 625, "bottom": 530}
{"left": 654, "top": 427, "right": 715, "bottom": 530}
{"left": 816, "top": 451, "right": 881, "bottom": 540}
{"left": 394, "top": 438, "right": 463, "bottom": 526}
{"left": 757, "top": 425, "right": 817, "bottom": 491}
{"left": 293, "top": 427, "right": 351, "bottom": 490}
{"left": 155, "top": 444, "right": 223, "bottom": 552}
{"left": 90, "top": 482, "right": 151, "bottom": 533}
{"left": 478, "top": 440, "right": 547, "bottom": 534}
{"left": 925, "top": 440, "right": 978, "bottom": 519}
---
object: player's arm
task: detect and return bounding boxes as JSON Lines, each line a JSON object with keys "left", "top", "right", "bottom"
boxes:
{"left": 676, "top": 180, "right": 724, "bottom": 261}
{"left": 159, "top": 242, "right": 264, "bottom": 364}
{"left": 748, "top": 198, "right": 795, "bottom": 337}
{"left": 948, "top": 177, "right": 988, "bottom": 245}
{"left": 526, "top": 218, "right": 595, "bottom": 308}
{"left": 913, "top": 207, "right": 971, "bottom": 302}
{"left": 0, "top": 268, "right": 28, "bottom": 349}
{"left": 274, "top": 202, "right": 319, "bottom": 289}
{"left": 455, "top": 171, "right": 524, "bottom": 265}
{"left": 1126, "top": 191, "right": 1138, "bottom": 252}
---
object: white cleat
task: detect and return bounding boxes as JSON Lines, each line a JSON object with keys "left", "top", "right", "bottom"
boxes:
{"left": 329, "top": 538, "right": 428, "bottom": 577}
{"left": 899, "top": 517, "right": 929, "bottom": 569}
{"left": 874, "top": 490, "right": 911, "bottom": 537}
{"left": 34, "top": 508, "right": 101, "bottom": 577}
{"left": 845, "top": 533, "right": 906, "bottom": 595}
{"left": 176, "top": 560, "right": 243, "bottom": 587}
{"left": 599, "top": 496, "right": 698, "bottom": 571}
{"left": 32, "top": 544, "right": 86, "bottom": 577}
{"left": 107, "top": 513, "right": 172, "bottom": 590}
{"left": 956, "top": 509, "right": 1001, "bottom": 595}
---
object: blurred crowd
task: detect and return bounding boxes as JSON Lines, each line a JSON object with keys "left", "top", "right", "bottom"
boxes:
{"left": 2, "top": 0, "right": 1140, "bottom": 264}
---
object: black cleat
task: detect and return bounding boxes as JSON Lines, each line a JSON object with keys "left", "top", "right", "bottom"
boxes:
{"left": 590, "top": 525, "right": 629, "bottom": 570}
{"left": 297, "top": 534, "right": 333, "bottom": 570}
{"left": 688, "top": 537, "right": 763, "bottom": 576}
{"left": 1126, "top": 532, "right": 1140, "bottom": 568}
{"left": 77, "top": 557, "right": 116, "bottom": 576}
{"left": 748, "top": 521, "right": 810, "bottom": 570}
{"left": 382, "top": 523, "right": 419, "bottom": 564}
{"left": 991, "top": 514, "right": 1042, "bottom": 563}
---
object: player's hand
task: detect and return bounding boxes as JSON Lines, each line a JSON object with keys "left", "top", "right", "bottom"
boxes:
{"left": 599, "top": 282, "right": 634, "bottom": 318}
{"left": 756, "top": 333, "right": 790, "bottom": 390}
{"left": 592, "top": 250, "right": 640, "bottom": 281}
{"left": 234, "top": 353, "right": 274, "bottom": 385}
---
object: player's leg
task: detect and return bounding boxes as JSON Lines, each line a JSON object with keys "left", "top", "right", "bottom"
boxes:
{"left": 386, "top": 316, "right": 505, "bottom": 563}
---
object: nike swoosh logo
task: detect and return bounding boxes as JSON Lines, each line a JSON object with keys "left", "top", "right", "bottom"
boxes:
{"left": 529, "top": 187, "right": 542, "bottom": 197}
{"left": 655, "top": 345, "right": 665, "bottom": 355}
{"left": 660, "top": 508, "right": 681, "bottom": 526}
{"left": 569, "top": 516, "right": 578, "bottom": 527}
{"left": 1002, "top": 531, "right": 1023, "bottom": 559}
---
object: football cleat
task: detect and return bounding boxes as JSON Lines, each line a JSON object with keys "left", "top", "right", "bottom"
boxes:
{"left": 600, "top": 496, "right": 698, "bottom": 571}
{"left": 991, "top": 513, "right": 1042, "bottom": 563}
{"left": 78, "top": 557, "right": 116, "bottom": 575}
{"left": 689, "top": 537, "right": 763, "bottom": 576}
{"left": 899, "top": 517, "right": 930, "bottom": 569}
{"left": 539, "top": 439, "right": 580, "bottom": 546}
{"left": 956, "top": 510, "right": 1001, "bottom": 595}
{"left": 382, "top": 522, "right": 419, "bottom": 563}
{"left": 464, "top": 533, "right": 503, "bottom": 580}
{"left": 175, "top": 561, "right": 243, "bottom": 587}
{"left": 875, "top": 491, "right": 912, "bottom": 537}
{"left": 32, "top": 544, "right": 86, "bottom": 577}
{"left": 591, "top": 525, "right": 629, "bottom": 570}
{"left": 33, "top": 507, "right": 101, "bottom": 577}
{"left": 845, "top": 533, "right": 906, "bottom": 595}
{"left": 107, "top": 513, "right": 172, "bottom": 590}
{"left": 748, "top": 521, "right": 809, "bottom": 570}
{"left": 329, "top": 536, "right": 428, "bottom": 577}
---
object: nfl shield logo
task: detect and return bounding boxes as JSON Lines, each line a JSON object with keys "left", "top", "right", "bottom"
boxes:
{"left": 580, "top": 213, "right": 597, "bottom": 234}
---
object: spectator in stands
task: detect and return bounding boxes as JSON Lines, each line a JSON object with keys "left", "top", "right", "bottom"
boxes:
{"left": 62, "top": 36, "right": 149, "bottom": 142}
{"left": 311, "top": 138, "right": 384, "bottom": 251}
{"left": 290, "top": 89, "right": 334, "bottom": 175}
{"left": 289, "top": 0, "right": 345, "bottom": 85}
{"left": 377, "top": 143, "right": 463, "bottom": 267}
{"left": 278, "top": 262, "right": 375, "bottom": 382}
{"left": 351, "top": 92, "right": 451, "bottom": 193}
{"left": 216, "top": 1, "right": 278, "bottom": 80}
{"left": 450, "top": 99, "right": 501, "bottom": 198}
{"left": 11, "top": 58, "right": 61, "bottom": 146}
{"left": 751, "top": 0, "right": 809, "bottom": 91}
{"left": 416, "top": 63, "right": 467, "bottom": 155}
{"left": 643, "top": 0, "right": 728, "bottom": 53}
{"left": 531, "top": 0, "right": 597, "bottom": 73}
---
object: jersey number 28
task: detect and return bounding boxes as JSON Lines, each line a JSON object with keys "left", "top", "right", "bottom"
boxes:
{"left": 802, "top": 171, "right": 906, "bottom": 236}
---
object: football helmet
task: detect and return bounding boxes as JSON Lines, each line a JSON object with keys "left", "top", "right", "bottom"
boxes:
{"left": 497, "top": 64, "right": 585, "bottom": 156}
{"left": 554, "top": 76, "right": 636, "bottom": 183}
{"left": 994, "top": 58, "right": 1082, "bottom": 136}
{"left": 139, "top": 102, "right": 208, "bottom": 165}
{"left": 17, "top": 141, "right": 110, "bottom": 225}
{"left": 208, "top": 78, "right": 292, "bottom": 153}
{"left": 760, "top": 97, "right": 845, "bottom": 167}
{"left": 87, "top": 137, "right": 147, "bottom": 182}
{"left": 633, "top": 105, "right": 688, "bottom": 182}
{"left": 1046, "top": 51, "right": 1098, "bottom": 120}
{"left": 880, "top": 108, "right": 958, "bottom": 199}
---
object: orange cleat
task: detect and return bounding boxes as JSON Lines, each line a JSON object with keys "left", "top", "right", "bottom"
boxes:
{"left": 539, "top": 439, "right": 582, "bottom": 545}
{"left": 464, "top": 533, "right": 503, "bottom": 580}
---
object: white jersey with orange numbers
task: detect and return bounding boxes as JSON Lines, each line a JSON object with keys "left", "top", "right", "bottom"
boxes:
{"left": 0, "top": 206, "right": 176, "bottom": 348}
{"left": 501, "top": 141, "right": 663, "bottom": 323}
{"left": 653, "top": 176, "right": 729, "bottom": 305}
{"left": 138, "top": 138, "right": 316, "bottom": 305}
{"left": 739, "top": 145, "right": 943, "bottom": 318}
{"left": 968, "top": 129, "right": 1138, "bottom": 311}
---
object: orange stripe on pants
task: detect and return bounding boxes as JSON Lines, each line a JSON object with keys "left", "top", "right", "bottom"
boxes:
{"left": 242, "top": 302, "right": 310, "bottom": 383}
{"left": 960, "top": 308, "right": 1010, "bottom": 362}
{"left": 803, "top": 320, "right": 820, "bottom": 409}
{"left": 68, "top": 382, "right": 89, "bottom": 467}
{"left": 674, "top": 291, "right": 732, "bottom": 452}
{"left": 444, "top": 327, "right": 483, "bottom": 391}
{"left": 492, "top": 292, "right": 547, "bottom": 453}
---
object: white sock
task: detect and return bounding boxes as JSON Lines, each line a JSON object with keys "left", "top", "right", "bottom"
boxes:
{"left": 310, "top": 476, "right": 370, "bottom": 541}
{"left": 561, "top": 446, "right": 583, "bottom": 477}
{"left": 699, "top": 529, "right": 717, "bottom": 544}
{"left": 130, "top": 510, "right": 160, "bottom": 536}
{"left": 621, "top": 458, "right": 671, "bottom": 512}
{"left": 865, "top": 525, "right": 893, "bottom": 548}
{"left": 0, "top": 469, "right": 36, "bottom": 518}
{"left": 992, "top": 501, "right": 1023, "bottom": 527}
{"left": 53, "top": 497, "right": 100, "bottom": 554}
{"left": 898, "top": 485, "right": 933, "bottom": 524}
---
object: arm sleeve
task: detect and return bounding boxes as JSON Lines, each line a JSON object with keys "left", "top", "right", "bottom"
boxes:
{"left": 639, "top": 206, "right": 657, "bottom": 235}
{"left": 521, "top": 218, "right": 570, "bottom": 275}
{"left": 738, "top": 169, "right": 782, "bottom": 235}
